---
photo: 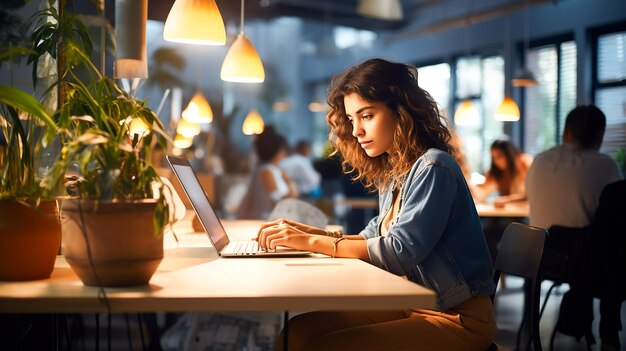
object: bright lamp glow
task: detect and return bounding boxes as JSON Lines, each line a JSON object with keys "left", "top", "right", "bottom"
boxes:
{"left": 356, "top": 0, "right": 403, "bottom": 21}
{"left": 221, "top": 34, "right": 265, "bottom": 83}
{"left": 242, "top": 109, "right": 264, "bottom": 135}
{"left": 163, "top": 0, "right": 226, "bottom": 46}
{"left": 173, "top": 134, "right": 193, "bottom": 149}
{"left": 182, "top": 91, "right": 213, "bottom": 123}
{"left": 494, "top": 97, "right": 520, "bottom": 122}
{"left": 128, "top": 117, "right": 151, "bottom": 138}
{"left": 176, "top": 118, "right": 201, "bottom": 138}
{"left": 454, "top": 100, "right": 480, "bottom": 126}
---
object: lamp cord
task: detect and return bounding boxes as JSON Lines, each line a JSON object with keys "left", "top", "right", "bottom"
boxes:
{"left": 240, "top": 0, "right": 245, "bottom": 35}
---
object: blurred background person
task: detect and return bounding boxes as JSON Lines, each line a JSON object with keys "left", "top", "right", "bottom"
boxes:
{"left": 471, "top": 139, "right": 532, "bottom": 207}
{"left": 280, "top": 139, "right": 321, "bottom": 197}
{"left": 236, "top": 126, "right": 298, "bottom": 219}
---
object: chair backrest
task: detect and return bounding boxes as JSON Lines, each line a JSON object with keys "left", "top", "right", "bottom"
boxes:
{"left": 268, "top": 198, "right": 329, "bottom": 228}
{"left": 492, "top": 222, "right": 548, "bottom": 351}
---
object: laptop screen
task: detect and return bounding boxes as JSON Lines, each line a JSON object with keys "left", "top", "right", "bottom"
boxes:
{"left": 167, "top": 156, "right": 230, "bottom": 253}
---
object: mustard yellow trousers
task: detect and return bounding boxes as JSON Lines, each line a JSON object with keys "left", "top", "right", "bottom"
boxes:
{"left": 278, "top": 295, "right": 496, "bottom": 351}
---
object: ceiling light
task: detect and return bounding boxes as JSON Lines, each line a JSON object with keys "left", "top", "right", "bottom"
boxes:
{"left": 242, "top": 109, "right": 265, "bottom": 135}
{"left": 176, "top": 118, "right": 201, "bottom": 138}
{"left": 163, "top": 0, "right": 226, "bottom": 46}
{"left": 454, "top": 100, "right": 480, "bottom": 126}
{"left": 173, "top": 134, "right": 193, "bottom": 149}
{"left": 114, "top": 0, "right": 148, "bottom": 79}
{"left": 512, "top": 68, "right": 538, "bottom": 87}
{"left": 356, "top": 0, "right": 403, "bottom": 21}
{"left": 220, "top": 0, "right": 265, "bottom": 83}
{"left": 182, "top": 91, "right": 213, "bottom": 123}
{"left": 494, "top": 96, "right": 520, "bottom": 122}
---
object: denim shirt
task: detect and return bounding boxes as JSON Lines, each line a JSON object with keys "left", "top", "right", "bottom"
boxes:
{"left": 360, "top": 149, "right": 495, "bottom": 310}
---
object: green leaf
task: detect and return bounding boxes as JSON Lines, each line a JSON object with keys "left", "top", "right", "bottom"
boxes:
{"left": 0, "top": 85, "right": 58, "bottom": 146}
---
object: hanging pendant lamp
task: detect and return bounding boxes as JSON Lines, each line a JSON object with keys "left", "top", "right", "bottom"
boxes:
{"left": 242, "top": 109, "right": 264, "bottom": 135}
{"left": 494, "top": 96, "right": 520, "bottom": 122}
{"left": 454, "top": 100, "right": 480, "bottom": 126}
{"left": 173, "top": 134, "right": 193, "bottom": 149}
{"left": 114, "top": 0, "right": 148, "bottom": 79}
{"left": 220, "top": 0, "right": 265, "bottom": 83}
{"left": 164, "top": 0, "right": 226, "bottom": 46}
{"left": 513, "top": 0, "right": 538, "bottom": 87}
{"left": 176, "top": 118, "right": 201, "bottom": 138}
{"left": 182, "top": 91, "right": 213, "bottom": 123}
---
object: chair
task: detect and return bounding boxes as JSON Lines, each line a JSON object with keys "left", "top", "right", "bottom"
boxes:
{"left": 491, "top": 222, "right": 548, "bottom": 351}
{"left": 268, "top": 198, "right": 329, "bottom": 228}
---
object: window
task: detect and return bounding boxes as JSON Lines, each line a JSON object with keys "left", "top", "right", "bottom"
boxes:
{"left": 523, "top": 40, "right": 577, "bottom": 156}
{"left": 595, "top": 30, "right": 626, "bottom": 156}
{"left": 417, "top": 63, "right": 451, "bottom": 119}
{"left": 453, "top": 55, "right": 505, "bottom": 174}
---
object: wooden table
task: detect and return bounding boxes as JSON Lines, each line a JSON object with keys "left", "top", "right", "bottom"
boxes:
{"left": 0, "top": 219, "right": 435, "bottom": 314}
{"left": 475, "top": 202, "right": 529, "bottom": 218}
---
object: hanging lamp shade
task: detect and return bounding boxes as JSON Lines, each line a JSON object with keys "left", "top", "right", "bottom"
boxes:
{"left": 173, "top": 134, "right": 193, "bottom": 149}
{"left": 242, "top": 109, "right": 264, "bottom": 135}
{"left": 494, "top": 96, "right": 520, "bottom": 122}
{"left": 221, "top": 34, "right": 265, "bottom": 83}
{"left": 114, "top": 0, "right": 148, "bottom": 79}
{"left": 356, "top": 0, "right": 403, "bottom": 21}
{"left": 182, "top": 91, "right": 213, "bottom": 123}
{"left": 163, "top": 0, "right": 226, "bottom": 46}
{"left": 176, "top": 118, "right": 201, "bottom": 138}
{"left": 512, "top": 68, "right": 538, "bottom": 87}
{"left": 454, "top": 100, "right": 480, "bottom": 126}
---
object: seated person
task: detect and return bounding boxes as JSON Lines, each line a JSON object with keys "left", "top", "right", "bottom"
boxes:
{"left": 280, "top": 140, "right": 321, "bottom": 196}
{"left": 471, "top": 139, "right": 532, "bottom": 207}
{"left": 236, "top": 126, "right": 298, "bottom": 219}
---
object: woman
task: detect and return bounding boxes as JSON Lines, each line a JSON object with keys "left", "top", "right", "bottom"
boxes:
{"left": 472, "top": 139, "right": 532, "bottom": 207}
{"left": 256, "top": 59, "right": 496, "bottom": 350}
{"left": 237, "top": 126, "right": 298, "bottom": 219}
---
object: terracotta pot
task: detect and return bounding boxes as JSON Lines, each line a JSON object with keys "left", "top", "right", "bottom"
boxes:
{"left": 0, "top": 200, "right": 61, "bottom": 281}
{"left": 60, "top": 199, "right": 163, "bottom": 287}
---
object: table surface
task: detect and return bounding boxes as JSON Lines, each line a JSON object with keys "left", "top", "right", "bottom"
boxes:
{"left": 475, "top": 202, "right": 529, "bottom": 218}
{"left": 0, "top": 217, "right": 436, "bottom": 314}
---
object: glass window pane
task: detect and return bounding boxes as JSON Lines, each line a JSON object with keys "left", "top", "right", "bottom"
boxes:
{"left": 417, "top": 63, "right": 451, "bottom": 119}
{"left": 524, "top": 45, "right": 558, "bottom": 156}
{"left": 456, "top": 56, "right": 481, "bottom": 98}
{"left": 559, "top": 41, "right": 577, "bottom": 138}
{"left": 597, "top": 32, "right": 626, "bottom": 83}
{"left": 596, "top": 86, "right": 626, "bottom": 156}
{"left": 481, "top": 56, "right": 505, "bottom": 171}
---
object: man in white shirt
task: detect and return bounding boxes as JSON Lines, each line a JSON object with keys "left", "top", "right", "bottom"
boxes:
{"left": 280, "top": 140, "right": 321, "bottom": 196}
{"left": 526, "top": 105, "right": 622, "bottom": 229}
{"left": 526, "top": 105, "right": 623, "bottom": 350}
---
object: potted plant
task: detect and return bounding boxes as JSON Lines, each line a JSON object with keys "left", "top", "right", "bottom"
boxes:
{"left": 0, "top": 86, "right": 61, "bottom": 281}
{"left": 4, "top": 2, "right": 173, "bottom": 287}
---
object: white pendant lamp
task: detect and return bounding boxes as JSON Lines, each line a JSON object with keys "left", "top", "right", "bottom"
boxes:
{"left": 182, "top": 91, "right": 213, "bottom": 123}
{"left": 114, "top": 0, "right": 148, "bottom": 79}
{"left": 454, "top": 100, "right": 480, "bottom": 126}
{"left": 494, "top": 96, "right": 520, "bottom": 122}
{"left": 242, "top": 109, "right": 264, "bottom": 135}
{"left": 163, "top": 0, "right": 226, "bottom": 46}
{"left": 356, "top": 0, "right": 403, "bottom": 21}
{"left": 220, "top": 0, "right": 265, "bottom": 83}
{"left": 513, "top": 0, "right": 538, "bottom": 87}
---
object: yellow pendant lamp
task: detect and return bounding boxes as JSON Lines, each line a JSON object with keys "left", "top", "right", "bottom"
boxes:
{"left": 242, "top": 109, "right": 264, "bottom": 135}
{"left": 176, "top": 118, "right": 201, "bottom": 138}
{"left": 454, "top": 100, "right": 480, "bottom": 126}
{"left": 128, "top": 117, "right": 151, "bottom": 138}
{"left": 163, "top": 0, "right": 226, "bottom": 46}
{"left": 173, "top": 134, "right": 193, "bottom": 149}
{"left": 182, "top": 91, "right": 213, "bottom": 123}
{"left": 220, "top": 0, "right": 265, "bottom": 83}
{"left": 494, "top": 96, "right": 520, "bottom": 122}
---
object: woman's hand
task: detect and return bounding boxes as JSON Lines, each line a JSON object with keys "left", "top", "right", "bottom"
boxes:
{"left": 256, "top": 219, "right": 321, "bottom": 251}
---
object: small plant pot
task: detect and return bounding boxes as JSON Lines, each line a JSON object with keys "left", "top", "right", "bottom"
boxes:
{"left": 0, "top": 200, "right": 61, "bottom": 281}
{"left": 60, "top": 199, "right": 163, "bottom": 287}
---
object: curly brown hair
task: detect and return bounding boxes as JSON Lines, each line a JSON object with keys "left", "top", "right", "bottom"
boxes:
{"left": 326, "top": 58, "right": 452, "bottom": 191}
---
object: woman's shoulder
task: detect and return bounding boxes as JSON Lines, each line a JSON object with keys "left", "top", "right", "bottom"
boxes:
{"left": 408, "top": 149, "right": 459, "bottom": 178}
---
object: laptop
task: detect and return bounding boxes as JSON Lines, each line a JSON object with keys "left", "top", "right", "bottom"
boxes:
{"left": 166, "top": 155, "right": 310, "bottom": 257}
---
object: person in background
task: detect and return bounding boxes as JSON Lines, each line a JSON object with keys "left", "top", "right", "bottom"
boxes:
{"left": 280, "top": 140, "right": 321, "bottom": 197}
{"left": 526, "top": 105, "right": 622, "bottom": 229}
{"left": 471, "top": 139, "right": 532, "bottom": 207}
{"left": 256, "top": 58, "right": 495, "bottom": 351}
{"left": 526, "top": 105, "right": 622, "bottom": 351}
{"left": 236, "top": 126, "right": 298, "bottom": 219}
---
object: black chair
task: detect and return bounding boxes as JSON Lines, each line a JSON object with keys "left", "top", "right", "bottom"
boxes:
{"left": 490, "top": 222, "right": 548, "bottom": 351}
